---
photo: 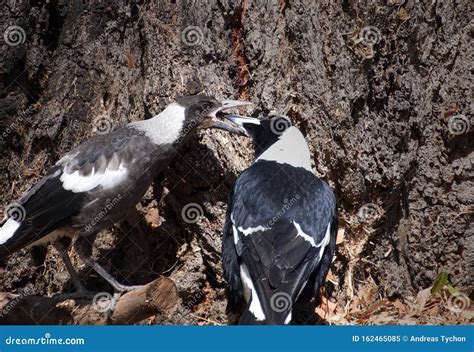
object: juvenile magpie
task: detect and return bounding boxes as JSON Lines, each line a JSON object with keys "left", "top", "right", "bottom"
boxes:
{"left": 0, "top": 94, "right": 250, "bottom": 294}
{"left": 221, "top": 114, "right": 337, "bottom": 324}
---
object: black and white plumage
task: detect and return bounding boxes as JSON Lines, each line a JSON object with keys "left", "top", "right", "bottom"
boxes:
{"left": 0, "top": 94, "right": 250, "bottom": 293}
{"left": 221, "top": 115, "right": 337, "bottom": 325}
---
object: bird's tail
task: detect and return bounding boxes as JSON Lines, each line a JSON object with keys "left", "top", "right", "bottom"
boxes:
{"left": 0, "top": 174, "right": 84, "bottom": 261}
{"left": 0, "top": 217, "right": 29, "bottom": 260}
{"left": 238, "top": 294, "right": 293, "bottom": 325}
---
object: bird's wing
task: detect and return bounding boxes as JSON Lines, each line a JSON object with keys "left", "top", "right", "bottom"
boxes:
{"left": 0, "top": 126, "right": 157, "bottom": 259}
{"left": 222, "top": 186, "right": 244, "bottom": 308}
{"left": 229, "top": 161, "right": 337, "bottom": 323}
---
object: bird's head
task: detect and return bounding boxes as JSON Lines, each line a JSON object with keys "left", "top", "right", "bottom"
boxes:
{"left": 174, "top": 95, "right": 252, "bottom": 136}
{"left": 222, "top": 114, "right": 294, "bottom": 157}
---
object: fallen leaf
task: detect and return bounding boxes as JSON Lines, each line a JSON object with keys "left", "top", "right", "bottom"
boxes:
{"left": 416, "top": 287, "right": 432, "bottom": 309}
{"left": 315, "top": 296, "right": 337, "bottom": 319}
{"left": 145, "top": 208, "right": 161, "bottom": 228}
{"left": 336, "top": 228, "right": 345, "bottom": 244}
{"left": 326, "top": 269, "right": 338, "bottom": 285}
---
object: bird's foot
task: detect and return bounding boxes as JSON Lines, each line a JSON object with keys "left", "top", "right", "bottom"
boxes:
{"left": 81, "top": 257, "right": 145, "bottom": 294}
{"left": 111, "top": 282, "right": 145, "bottom": 293}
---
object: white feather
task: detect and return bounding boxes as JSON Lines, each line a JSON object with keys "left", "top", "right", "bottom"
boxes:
{"left": 0, "top": 218, "right": 21, "bottom": 245}
{"left": 292, "top": 221, "right": 316, "bottom": 247}
{"left": 237, "top": 225, "right": 269, "bottom": 236}
{"left": 129, "top": 103, "right": 186, "bottom": 145}
{"left": 240, "top": 263, "right": 266, "bottom": 321}
{"left": 60, "top": 163, "right": 128, "bottom": 193}
{"left": 257, "top": 127, "right": 312, "bottom": 171}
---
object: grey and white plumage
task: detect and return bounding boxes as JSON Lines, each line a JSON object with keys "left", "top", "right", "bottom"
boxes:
{"left": 0, "top": 94, "right": 250, "bottom": 292}
{"left": 221, "top": 115, "right": 338, "bottom": 325}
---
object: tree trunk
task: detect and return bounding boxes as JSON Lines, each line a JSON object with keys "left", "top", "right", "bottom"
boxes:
{"left": 0, "top": 0, "right": 471, "bottom": 325}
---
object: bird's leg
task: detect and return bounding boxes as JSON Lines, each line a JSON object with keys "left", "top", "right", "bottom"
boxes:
{"left": 52, "top": 241, "right": 94, "bottom": 298}
{"left": 74, "top": 235, "right": 144, "bottom": 293}
{"left": 81, "top": 256, "right": 144, "bottom": 293}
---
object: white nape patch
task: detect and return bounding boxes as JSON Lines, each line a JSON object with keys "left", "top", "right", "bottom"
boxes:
{"left": 129, "top": 103, "right": 186, "bottom": 145}
{"left": 284, "top": 312, "right": 292, "bottom": 324}
{"left": 292, "top": 221, "right": 316, "bottom": 247}
{"left": 0, "top": 218, "right": 20, "bottom": 245}
{"left": 237, "top": 225, "right": 269, "bottom": 236}
{"left": 257, "top": 127, "right": 312, "bottom": 171}
{"left": 60, "top": 164, "right": 128, "bottom": 193}
{"left": 240, "top": 263, "right": 266, "bottom": 321}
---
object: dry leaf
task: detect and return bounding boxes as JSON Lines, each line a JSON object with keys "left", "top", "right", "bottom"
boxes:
{"left": 315, "top": 296, "right": 337, "bottom": 319}
{"left": 416, "top": 287, "right": 432, "bottom": 310}
{"left": 145, "top": 208, "right": 161, "bottom": 228}
{"left": 336, "top": 228, "right": 345, "bottom": 244}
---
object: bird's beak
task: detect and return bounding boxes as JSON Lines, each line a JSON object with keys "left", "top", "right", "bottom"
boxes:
{"left": 220, "top": 114, "right": 262, "bottom": 136}
{"left": 204, "top": 100, "right": 253, "bottom": 135}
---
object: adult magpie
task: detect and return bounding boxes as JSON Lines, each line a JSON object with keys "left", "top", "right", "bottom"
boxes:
{"left": 0, "top": 94, "right": 250, "bottom": 294}
{"left": 221, "top": 114, "right": 337, "bottom": 324}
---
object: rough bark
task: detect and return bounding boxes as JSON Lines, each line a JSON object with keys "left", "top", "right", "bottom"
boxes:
{"left": 0, "top": 0, "right": 472, "bottom": 325}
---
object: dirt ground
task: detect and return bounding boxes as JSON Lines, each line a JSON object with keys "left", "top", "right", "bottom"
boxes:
{"left": 0, "top": 0, "right": 472, "bottom": 325}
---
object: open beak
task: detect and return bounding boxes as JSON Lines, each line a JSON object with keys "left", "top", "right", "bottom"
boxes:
{"left": 221, "top": 114, "right": 261, "bottom": 136}
{"left": 205, "top": 100, "right": 253, "bottom": 135}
